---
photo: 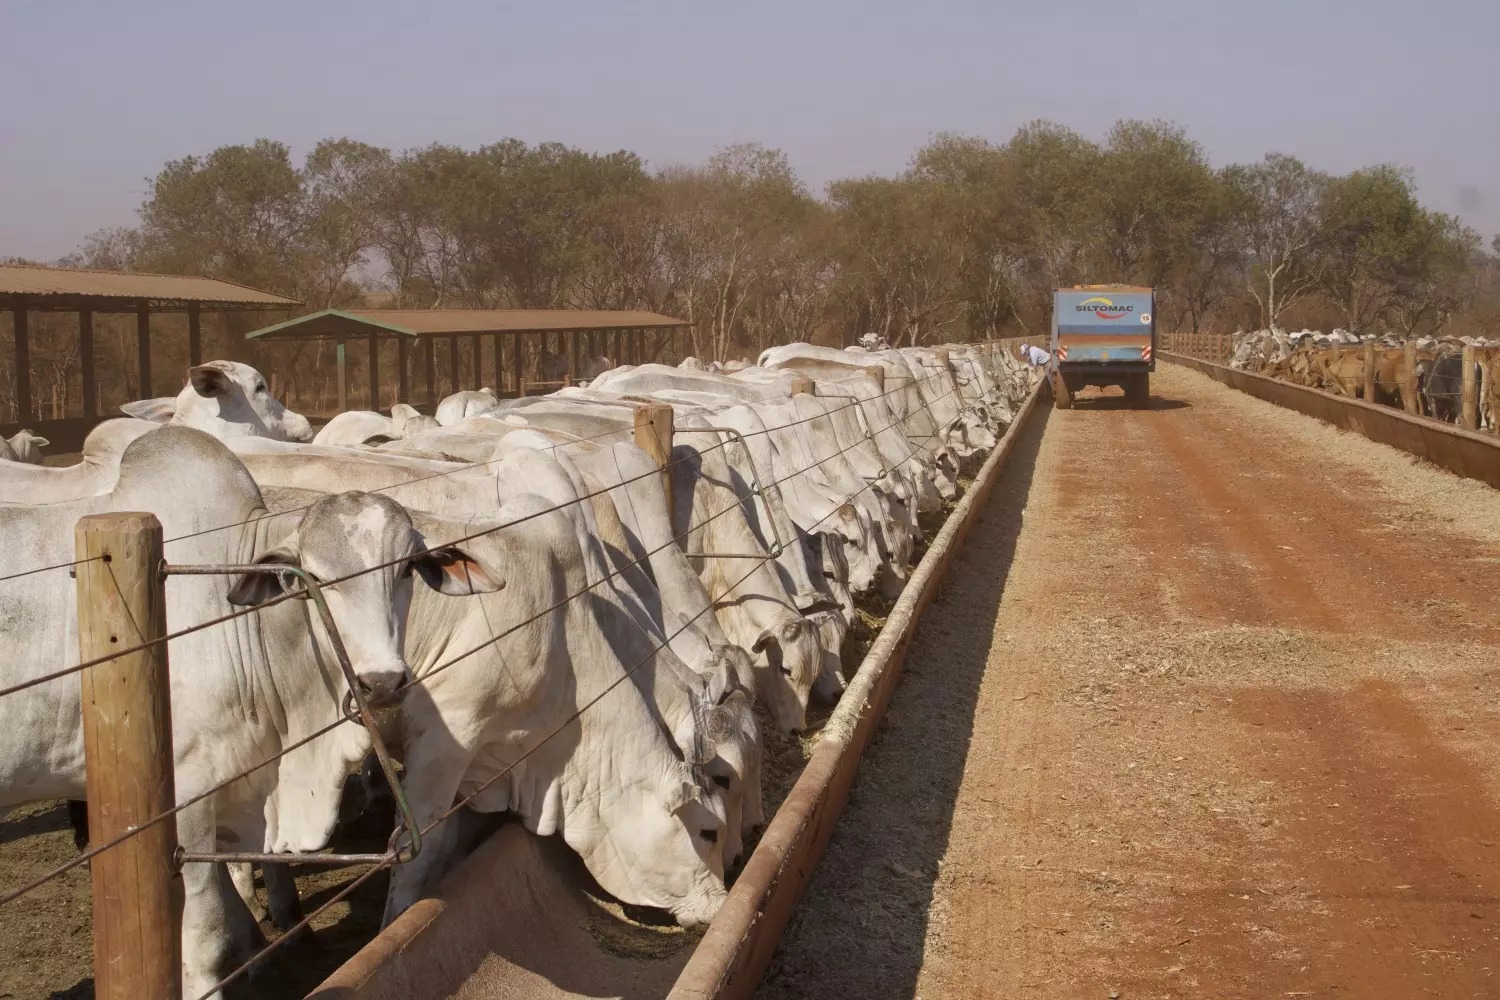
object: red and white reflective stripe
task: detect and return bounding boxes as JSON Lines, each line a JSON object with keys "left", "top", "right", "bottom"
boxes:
{"left": 1141, "top": 345, "right": 1152, "bottom": 361}
{"left": 1057, "top": 345, "right": 1068, "bottom": 360}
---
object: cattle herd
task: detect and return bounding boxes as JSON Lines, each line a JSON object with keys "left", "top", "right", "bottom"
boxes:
{"left": 0, "top": 340, "right": 1035, "bottom": 997}
{"left": 1228, "top": 328, "right": 1500, "bottom": 431}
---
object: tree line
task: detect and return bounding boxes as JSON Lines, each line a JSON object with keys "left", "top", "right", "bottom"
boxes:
{"left": 7, "top": 120, "right": 1499, "bottom": 421}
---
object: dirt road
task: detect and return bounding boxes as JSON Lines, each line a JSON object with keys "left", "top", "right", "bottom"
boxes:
{"left": 759, "top": 363, "right": 1500, "bottom": 1000}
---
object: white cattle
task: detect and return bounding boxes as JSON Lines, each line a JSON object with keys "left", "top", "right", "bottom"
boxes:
{"left": 380, "top": 487, "right": 729, "bottom": 929}
{"left": 434, "top": 387, "right": 499, "bottom": 426}
{"left": 755, "top": 346, "right": 951, "bottom": 510}
{"left": 0, "top": 429, "right": 49, "bottom": 464}
{"left": 902, "top": 347, "right": 998, "bottom": 456}
{"left": 313, "top": 410, "right": 399, "bottom": 447}
{"left": 371, "top": 400, "right": 831, "bottom": 731}
{"left": 0, "top": 427, "right": 498, "bottom": 998}
{"left": 483, "top": 436, "right": 763, "bottom": 863}
{"left": 312, "top": 404, "right": 438, "bottom": 447}
{"left": 230, "top": 434, "right": 765, "bottom": 864}
{"left": 0, "top": 418, "right": 158, "bottom": 502}
{"left": 121, "top": 361, "right": 313, "bottom": 442}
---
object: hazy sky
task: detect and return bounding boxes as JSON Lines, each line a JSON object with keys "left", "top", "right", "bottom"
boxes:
{"left": 3, "top": 0, "right": 1497, "bottom": 261}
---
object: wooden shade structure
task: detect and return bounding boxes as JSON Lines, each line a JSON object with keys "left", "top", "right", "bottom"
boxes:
{"left": 1, "top": 263, "right": 300, "bottom": 449}
{"left": 243, "top": 308, "right": 692, "bottom": 411}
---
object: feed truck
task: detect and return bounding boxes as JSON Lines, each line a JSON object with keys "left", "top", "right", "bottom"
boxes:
{"left": 1049, "top": 285, "right": 1155, "bottom": 409}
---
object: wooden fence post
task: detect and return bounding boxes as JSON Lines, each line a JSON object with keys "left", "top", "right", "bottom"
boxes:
{"left": 1363, "top": 340, "right": 1377, "bottom": 401}
{"left": 1461, "top": 345, "right": 1479, "bottom": 430}
{"left": 788, "top": 374, "right": 815, "bottom": 396}
{"left": 336, "top": 341, "right": 347, "bottom": 413}
{"left": 1403, "top": 341, "right": 1421, "bottom": 415}
{"left": 633, "top": 403, "right": 675, "bottom": 515}
{"left": 864, "top": 366, "right": 885, "bottom": 392}
{"left": 76, "top": 512, "right": 181, "bottom": 1000}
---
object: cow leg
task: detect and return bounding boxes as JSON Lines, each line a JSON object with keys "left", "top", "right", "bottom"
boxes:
{"left": 381, "top": 730, "right": 475, "bottom": 926}
{"left": 227, "top": 861, "right": 268, "bottom": 924}
{"left": 180, "top": 854, "right": 269, "bottom": 999}
{"left": 383, "top": 787, "right": 467, "bottom": 927}
{"left": 261, "top": 862, "right": 310, "bottom": 940}
{"left": 66, "top": 799, "right": 88, "bottom": 852}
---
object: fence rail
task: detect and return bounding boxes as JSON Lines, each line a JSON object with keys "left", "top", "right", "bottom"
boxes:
{"left": 1157, "top": 331, "right": 1235, "bottom": 365}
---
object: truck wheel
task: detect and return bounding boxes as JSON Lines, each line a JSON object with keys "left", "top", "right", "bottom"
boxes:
{"left": 1052, "top": 372, "right": 1074, "bottom": 409}
{"left": 1126, "top": 373, "right": 1150, "bottom": 407}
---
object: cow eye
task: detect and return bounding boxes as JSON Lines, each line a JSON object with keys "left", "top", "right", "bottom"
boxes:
{"left": 255, "top": 383, "right": 267, "bottom": 394}
{"left": 699, "top": 828, "right": 718, "bottom": 845}
{"left": 779, "top": 666, "right": 793, "bottom": 677}
{"left": 712, "top": 774, "right": 731, "bottom": 790}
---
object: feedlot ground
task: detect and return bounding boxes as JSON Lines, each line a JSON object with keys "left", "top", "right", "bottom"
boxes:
{"left": 760, "top": 363, "right": 1500, "bottom": 1000}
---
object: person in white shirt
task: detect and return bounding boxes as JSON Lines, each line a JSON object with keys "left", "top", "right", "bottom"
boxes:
{"left": 1019, "top": 342, "right": 1051, "bottom": 366}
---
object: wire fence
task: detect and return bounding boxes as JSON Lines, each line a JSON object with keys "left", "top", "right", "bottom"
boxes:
{"left": 0, "top": 341, "right": 1028, "bottom": 999}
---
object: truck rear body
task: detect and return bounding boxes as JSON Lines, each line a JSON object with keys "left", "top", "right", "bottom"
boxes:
{"left": 1049, "top": 285, "right": 1156, "bottom": 407}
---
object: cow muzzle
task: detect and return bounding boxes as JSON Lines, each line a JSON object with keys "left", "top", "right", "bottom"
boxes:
{"left": 355, "top": 669, "right": 411, "bottom": 707}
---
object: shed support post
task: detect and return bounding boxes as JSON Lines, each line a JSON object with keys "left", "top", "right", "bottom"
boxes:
{"left": 135, "top": 301, "right": 152, "bottom": 400}
{"left": 13, "top": 306, "right": 30, "bottom": 420}
{"left": 1363, "top": 340, "right": 1376, "bottom": 401}
{"left": 397, "top": 337, "right": 410, "bottom": 405}
{"left": 80, "top": 307, "right": 97, "bottom": 419}
{"left": 368, "top": 335, "right": 380, "bottom": 411}
{"left": 336, "top": 341, "right": 347, "bottom": 413}
{"left": 1403, "top": 341, "right": 1421, "bottom": 415}
{"left": 186, "top": 303, "right": 202, "bottom": 368}
{"left": 518, "top": 333, "right": 529, "bottom": 398}
{"left": 1462, "top": 345, "right": 1479, "bottom": 430}
{"left": 75, "top": 511, "right": 180, "bottom": 1000}
{"left": 424, "top": 338, "right": 436, "bottom": 407}
{"left": 568, "top": 329, "right": 580, "bottom": 385}
{"left": 447, "top": 335, "right": 460, "bottom": 394}
{"left": 491, "top": 334, "right": 503, "bottom": 395}
{"left": 633, "top": 403, "right": 675, "bottom": 516}
{"left": 469, "top": 334, "right": 482, "bottom": 390}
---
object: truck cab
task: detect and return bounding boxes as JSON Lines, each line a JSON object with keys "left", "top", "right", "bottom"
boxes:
{"left": 1050, "top": 285, "right": 1155, "bottom": 408}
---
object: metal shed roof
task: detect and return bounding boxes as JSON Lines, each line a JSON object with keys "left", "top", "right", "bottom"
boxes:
{"left": 0, "top": 263, "right": 301, "bottom": 309}
{"left": 245, "top": 308, "right": 690, "bottom": 340}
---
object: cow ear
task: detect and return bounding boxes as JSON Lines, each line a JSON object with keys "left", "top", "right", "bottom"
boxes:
{"left": 227, "top": 544, "right": 302, "bottom": 606}
{"left": 411, "top": 545, "right": 505, "bottom": 596}
{"left": 704, "top": 653, "right": 734, "bottom": 705}
{"left": 120, "top": 398, "right": 176, "bottom": 424}
{"left": 665, "top": 778, "right": 698, "bottom": 815}
{"left": 30, "top": 436, "right": 49, "bottom": 449}
{"left": 189, "top": 365, "right": 233, "bottom": 398}
{"left": 750, "top": 627, "right": 779, "bottom": 655}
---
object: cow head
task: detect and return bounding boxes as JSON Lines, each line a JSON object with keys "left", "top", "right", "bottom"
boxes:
{"left": 823, "top": 504, "right": 880, "bottom": 596}
{"left": 750, "top": 612, "right": 824, "bottom": 732}
{"left": 574, "top": 762, "right": 729, "bottom": 930}
{"left": 228, "top": 494, "right": 503, "bottom": 704}
{"left": 3, "top": 429, "right": 49, "bottom": 464}
{"left": 904, "top": 458, "right": 945, "bottom": 514}
{"left": 681, "top": 659, "right": 762, "bottom": 867}
{"left": 125, "top": 361, "right": 312, "bottom": 441}
{"left": 185, "top": 361, "right": 314, "bottom": 441}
